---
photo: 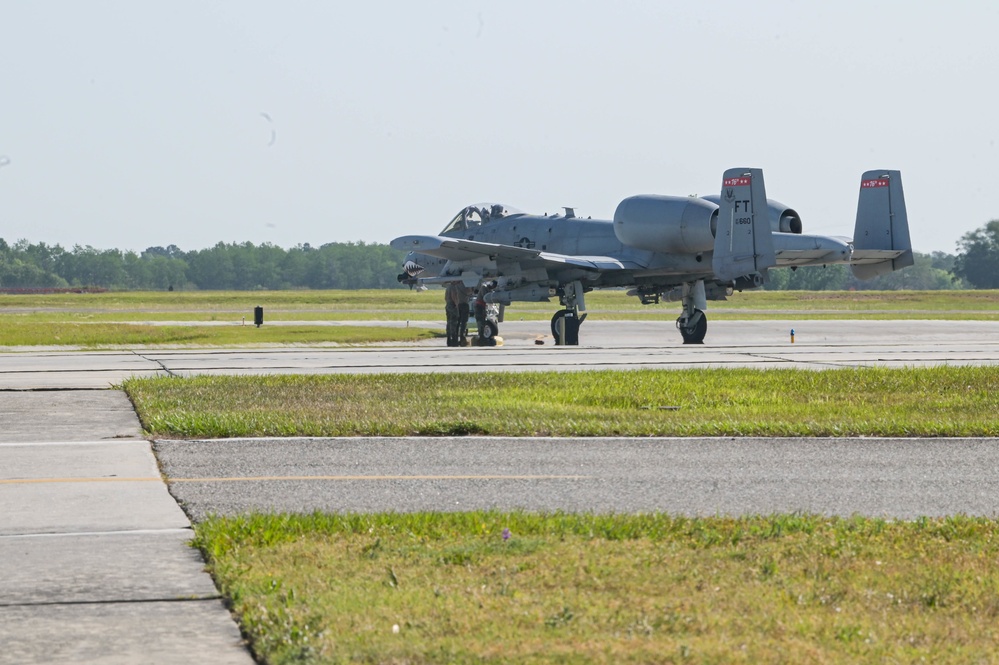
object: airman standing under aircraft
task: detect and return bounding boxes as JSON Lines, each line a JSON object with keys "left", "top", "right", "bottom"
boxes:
{"left": 473, "top": 281, "right": 497, "bottom": 346}
{"left": 444, "top": 283, "right": 458, "bottom": 346}
{"left": 473, "top": 287, "right": 486, "bottom": 344}
{"left": 445, "top": 281, "right": 469, "bottom": 347}
{"left": 455, "top": 283, "right": 470, "bottom": 345}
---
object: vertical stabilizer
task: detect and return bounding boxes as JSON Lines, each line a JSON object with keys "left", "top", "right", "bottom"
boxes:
{"left": 851, "top": 170, "right": 913, "bottom": 279}
{"left": 712, "top": 167, "right": 776, "bottom": 284}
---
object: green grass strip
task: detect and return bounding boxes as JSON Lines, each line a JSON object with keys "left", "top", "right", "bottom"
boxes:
{"left": 194, "top": 511, "right": 999, "bottom": 664}
{"left": 2, "top": 288, "right": 998, "bottom": 319}
{"left": 0, "top": 321, "right": 437, "bottom": 347}
{"left": 125, "top": 366, "right": 999, "bottom": 438}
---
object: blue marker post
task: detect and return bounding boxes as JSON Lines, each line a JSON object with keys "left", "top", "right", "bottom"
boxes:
{"left": 790, "top": 328, "right": 795, "bottom": 344}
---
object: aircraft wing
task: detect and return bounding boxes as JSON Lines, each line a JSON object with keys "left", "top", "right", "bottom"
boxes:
{"left": 391, "top": 235, "right": 639, "bottom": 271}
{"left": 392, "top": 235, "right": 533, "bottom": 262}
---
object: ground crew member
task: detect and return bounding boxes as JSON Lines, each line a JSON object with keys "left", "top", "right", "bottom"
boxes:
{"left": 473, "top": 281, "right": 496, "bottom": 345}
{"left": 473, "top": 287, "right": 486, "bottom": 343}
{"left": 456, "top": 284, "right": 470, "bottom": 344}
{"left": 445, "top": 281, "right": 469, "bottom": 347}
{"left": 444, "top": 282, "right": 459, "bottom": 346}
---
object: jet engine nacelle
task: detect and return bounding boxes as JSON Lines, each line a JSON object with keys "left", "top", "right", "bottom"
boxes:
{"left": 770, "top": 201, "right": 803, "bottom": 234}
{"left": 613, "top": 195, "right": 718, "bottom": 254}
{"left": 701, "top": 195, "right": 803, "bottom": 234}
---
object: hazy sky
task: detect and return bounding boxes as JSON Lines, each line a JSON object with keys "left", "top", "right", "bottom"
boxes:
{"left": 1, "top": 1, "right": 996, "bottom": 254}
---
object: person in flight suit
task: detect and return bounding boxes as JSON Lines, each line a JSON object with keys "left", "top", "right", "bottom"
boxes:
{"left": 445, "top": 281, "right": 470, "bottom": 347}
{"left": 473, "top": 281, "right": 497, "bottom": 345}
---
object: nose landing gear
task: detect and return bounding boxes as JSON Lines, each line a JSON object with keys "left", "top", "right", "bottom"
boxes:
{"left": 551, "top": 280, "right": 586, "bottom": 345}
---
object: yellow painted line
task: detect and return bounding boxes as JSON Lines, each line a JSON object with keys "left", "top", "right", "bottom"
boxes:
{"left": 168, "top": 475, "right": 592, "bottom": 483}
{"left": 1, "top": 477, "right": 161, "bottom": 484}
{"left": 1, "top": 474, "right": 590, "bottom": 485}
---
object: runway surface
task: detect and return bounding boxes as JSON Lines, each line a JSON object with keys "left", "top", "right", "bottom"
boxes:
{"left": 2, "top": 319, "right": 999, "bottom": 389}
{"left": 156, "top": 436, "right": 999, "bottom": 520}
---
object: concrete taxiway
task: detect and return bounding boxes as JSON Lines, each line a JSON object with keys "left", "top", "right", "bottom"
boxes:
{"left": 2, "top": 319, "right": 998, "bottom": 389}
{"left": 0, "top": 391, "right": 254, "bottom": 665}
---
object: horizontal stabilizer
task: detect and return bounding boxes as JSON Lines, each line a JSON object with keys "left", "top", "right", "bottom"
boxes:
{"left": 851, "top": 170, "right": 913, "bottom": 279}
{"left": 772, "top": 233, "right": 852, "bottom": 267}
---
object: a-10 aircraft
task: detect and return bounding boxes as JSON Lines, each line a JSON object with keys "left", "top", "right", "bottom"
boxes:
{"left": 391, "top": 167, "right": 912, "bottom": 345}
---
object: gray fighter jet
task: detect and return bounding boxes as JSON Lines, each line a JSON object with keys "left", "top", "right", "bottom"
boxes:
{"left": 392, "top": 167, "right": 912, "bottom": 345}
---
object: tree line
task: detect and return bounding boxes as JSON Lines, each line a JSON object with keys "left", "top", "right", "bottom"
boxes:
{"left": 764, "top": 250, "right": 960, "bottom": 291}
{"left": 0, "top": 240, "right": 406, "bottom": 291}
{"left": 0, "top": 220, "right": 996, "bottom": 291}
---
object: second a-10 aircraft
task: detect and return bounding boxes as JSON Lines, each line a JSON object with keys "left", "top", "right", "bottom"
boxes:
{"left": 392, "top": 167, "right": 912, "bottom": 345}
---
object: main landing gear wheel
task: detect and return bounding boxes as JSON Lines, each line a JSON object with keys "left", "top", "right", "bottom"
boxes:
{"left": 479, "top": 319, "right": 499, "bottom": 346}
{"left": 677, "top": 309, "right": 707, "bottom": 344}
{"left": 550, "top": 309, "right": 581, "bottom": 346}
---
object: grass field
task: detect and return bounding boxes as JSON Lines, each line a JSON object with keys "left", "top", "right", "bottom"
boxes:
{"left": 194, "top": 511, "right": 999, "bottom": 664}
{"left": 0, "top": 320, "right": 437, "bottom": 347}
{"left": 123, "top": 366, "right": 999, "bottom": 438}
{"left": 0, "top": 288, "right": 997, "bottom": 325}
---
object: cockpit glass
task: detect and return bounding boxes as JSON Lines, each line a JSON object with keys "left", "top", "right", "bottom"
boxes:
{"left": 441, "top": 203, "right": 524, "bottom": 234}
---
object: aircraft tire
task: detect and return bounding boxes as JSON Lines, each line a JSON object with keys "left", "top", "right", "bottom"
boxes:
{"left": 678, "top": 309, "right": 707, "bottom": 344}
{"left": 481, "top": 320, "right": 499, "bottom": 340}
{"left": 550, "top": 309, "right": 580, "bottom": 345}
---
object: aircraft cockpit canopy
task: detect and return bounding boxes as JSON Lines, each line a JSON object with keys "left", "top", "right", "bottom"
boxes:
{"left": 441, "top": 203, "right": 524, "bottom": 234}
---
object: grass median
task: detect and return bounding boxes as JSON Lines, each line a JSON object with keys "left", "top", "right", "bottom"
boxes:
{"left": 0, "top": 321, "right": 438, "bottom": 347}
{"left": 1, "top": 289, "right": 997, "bottom": 325}
{"left": 124, "top": 366, "right": 999, "bottom": 438}
{"left": 195, "top": 511, "right": 999, "bottom": 664}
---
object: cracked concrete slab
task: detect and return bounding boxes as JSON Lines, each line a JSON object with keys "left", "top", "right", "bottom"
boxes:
{"left": 0, "top": 391, "right": 144, "bottom": 442}
{"left": 0, "top": 390, "right": 253, "bottom": 664}
{"left": 0, "top": 601, "right": 250, "bottom": 665}
{"left": 0, "top": 530, "right": 217, "bottom": 605}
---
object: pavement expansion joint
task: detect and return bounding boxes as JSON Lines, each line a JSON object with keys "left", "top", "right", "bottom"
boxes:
{"left": 0, "top": 527, "right": 193, "bottom": 540}
{"left": 742, "top": 352, "right": 848, "bottom": 369}
{"left": 0, "top": 595, "right": 223, "bottom": 609}
{"left": 0, "top": 386, "right": 114, "bottom": 392}
{"left": 130, "top": 350, "right": 178, "bottom": 377}
{"left": 0, "top": 439, "right": 146, "bottom": 448}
